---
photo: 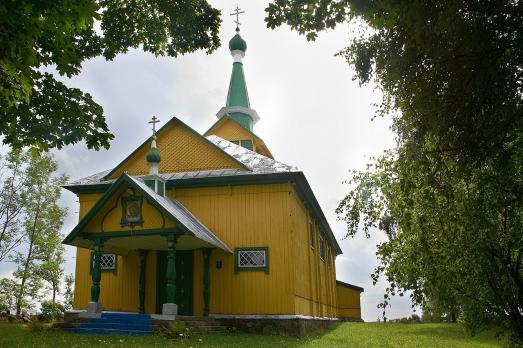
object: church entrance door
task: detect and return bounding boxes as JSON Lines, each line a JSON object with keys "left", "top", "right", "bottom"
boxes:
{"left": 156, "top": 250, "right": 194, "bottom": 315}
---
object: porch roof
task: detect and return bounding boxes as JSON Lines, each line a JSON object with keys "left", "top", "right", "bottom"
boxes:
{"left": 62, "top": 173, "right": 232, "bottom": 254}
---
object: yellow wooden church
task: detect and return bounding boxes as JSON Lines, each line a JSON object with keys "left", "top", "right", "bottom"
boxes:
{"left": 63, "top": 28, "right": 363, "bottom": 328}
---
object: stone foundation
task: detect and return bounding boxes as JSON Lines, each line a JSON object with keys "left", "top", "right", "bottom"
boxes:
{"left": 63, "top": 311, "right": 339, "bottom": 336}
{"left": 212, "top": 316, "right": 338, "bottom": 336}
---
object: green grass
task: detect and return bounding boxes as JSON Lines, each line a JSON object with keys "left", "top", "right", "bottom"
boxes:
{"left": 0, "top": 322, "right": 504, "bottom": 348}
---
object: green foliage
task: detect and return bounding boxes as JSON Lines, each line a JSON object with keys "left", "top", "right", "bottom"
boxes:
{"left": 11, "top": 152, "right": 68, "bottom": 315}
{"left": 266, "top": 0, "right": 523, "bottom": 341}
{"left": 0, "top": 278, "right": 18, "bottom": 315}
{"left": 0, "top": 0, "right": 221, "bottom": 151}
{"left": 159, "top": 321, "right": 190, "bottom": 339}
{"left": 0, "top": 150, "right": 30, "bottom": 262}
{"left": 26, "top": 320, "right": 48, "bottom": 332}
{"left": 39, "top": 300, "right": 64, "bottom": 322}
{"left": 63, "top": 274, "right": 74, "bottom": 311}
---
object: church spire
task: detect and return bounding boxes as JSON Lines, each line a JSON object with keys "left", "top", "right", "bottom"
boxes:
{"left": 216, "top": 7, "right": 260, "bottom": 132}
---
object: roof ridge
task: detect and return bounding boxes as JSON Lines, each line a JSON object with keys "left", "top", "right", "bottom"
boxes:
{"left": 205, "top": 134, "right": 297, "bottom": 172}
{"left": 103, "top": 116, "right": 251, "bottom": 180}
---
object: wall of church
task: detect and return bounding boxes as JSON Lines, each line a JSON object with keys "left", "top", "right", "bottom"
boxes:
{"left": 173, "top": 183, "right": 295, "bottom": 315}
{"left": 73, "top": 193, "right": 158, "bottom": 313}
{"left": 108, "top": 121, "right": 241, "bottom": 179}
{"left": 72, "top": 182, "right": 339, "bottom": 317}
{"left": 289, "top": 192, "right": 338, "bottom": 318}
{"left": 336, "top": 284, "right": 362, "bottom": 320}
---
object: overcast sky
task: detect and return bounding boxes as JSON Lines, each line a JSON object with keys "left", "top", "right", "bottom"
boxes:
{"left": 1, "top": 1, "right": 417, "bottom": 321}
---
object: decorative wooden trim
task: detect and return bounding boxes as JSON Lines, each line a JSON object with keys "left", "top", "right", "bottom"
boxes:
{"left": 81, "top": 228, "right": 180, "bottom": 240}
{"left": 90, "top": 252, "right": 117, "bottom": 274}
{"left": 234, "top": 247, "right": 269, "bottom": 274}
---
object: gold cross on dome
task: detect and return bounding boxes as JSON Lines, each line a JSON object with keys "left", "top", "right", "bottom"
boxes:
{"left": 148, "top": 116, "right": 160, "bottom": 135}
{"left": 230, "top": 5, "right": 245, "bottom": 31}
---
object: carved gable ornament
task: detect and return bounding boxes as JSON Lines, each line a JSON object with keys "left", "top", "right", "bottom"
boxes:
{"left": 121, "top": 195, "right": 144, "bottom": 228}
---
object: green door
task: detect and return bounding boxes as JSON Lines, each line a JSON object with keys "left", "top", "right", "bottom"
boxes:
{"left": 156, "top": 250, "right": 194, "bottom": 315}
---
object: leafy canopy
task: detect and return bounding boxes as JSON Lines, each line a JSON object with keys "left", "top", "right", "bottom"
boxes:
{"left": 0, "top": 0, "right": 221, "bottom": 151}
{"left": 266, "top": 0, "right": 523, "bottom": 339}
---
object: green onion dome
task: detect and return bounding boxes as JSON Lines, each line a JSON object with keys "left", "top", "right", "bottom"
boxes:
{"left": 146, "top": 147, "right": 161, "bottom": 163}
{"left": 229, "top": 32, "right": 247, "bottom": 52}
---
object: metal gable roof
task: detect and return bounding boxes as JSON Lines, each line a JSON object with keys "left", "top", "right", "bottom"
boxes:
{"left": 62, "top": 136, "right": 342, "bottom": 255}
{"left": 126, "top": 175, "right": 232, "bottom": 253}
{"left": 63, "top": 173, "right": 231, "bottom": 253}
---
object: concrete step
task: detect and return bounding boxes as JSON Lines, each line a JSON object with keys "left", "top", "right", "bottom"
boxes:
{"left": 176, "top": 316, "right": 209, "bottom": 321}
{"left": 181, "top": 320, "right": 221, "bottom": 327}
{"left": 80, "top": 322, "right": 150, "bottom": 331}
{"left": 71, "top": 328, "right": 150, "bottom": 336}
{"left": 191, "top": 325, "right": 227, "bottom": 333}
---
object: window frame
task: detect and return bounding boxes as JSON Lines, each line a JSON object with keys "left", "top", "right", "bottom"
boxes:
{"left": 309, "top": 221, "right": 315, "bottom": 249}
{"left": 319, "top": 235, "right": 325, "bottom": 262}
{"left": 90, "top": 252, "right": 117, "bottom": 274}
{"left": 234, "top": 247, "right": 269, "bottom": 274}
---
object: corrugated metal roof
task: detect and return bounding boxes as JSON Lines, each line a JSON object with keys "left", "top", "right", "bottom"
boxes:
{"left": 66, "top": 136, "right": 297, "bottom": 187}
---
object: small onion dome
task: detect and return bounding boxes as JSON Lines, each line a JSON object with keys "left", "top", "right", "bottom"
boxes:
{"left": 146, "top": 147, "right": 161, "bottom": 163}
{"left": 229, "top": 32, "right": 247, "bottom": 52}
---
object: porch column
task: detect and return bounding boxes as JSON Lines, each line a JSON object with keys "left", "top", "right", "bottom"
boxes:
{"left": 202, "top": 248, "right": 212, "bottom": 316}
{"left": 88, "top": 238, "right": 104, "bottom": 313}
{"left": 138, "top": 249, "right": 148, "bottom": 314}
{"left": 163, "top": 233, "right": 178, "bottom": 315}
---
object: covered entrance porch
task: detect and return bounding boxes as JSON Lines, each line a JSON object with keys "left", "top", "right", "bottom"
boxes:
{"left": 63, "top": 173, "right": 231, "bottom": 318}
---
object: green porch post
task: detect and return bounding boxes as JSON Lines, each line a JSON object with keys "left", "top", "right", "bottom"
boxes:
{"left": 91, "top": 239, "right": 104, "bottom": 302}
{"left": 87, "top": 238, "right": 104, "bottom": 314}
{"left": 202, "top": 248, "right": 212, "bottom": 316}
{"left": 163, "top": 233, "right": 178, "bottom": 315}
{"left": 138, "top": 249, "right": 148, "bottom": 314}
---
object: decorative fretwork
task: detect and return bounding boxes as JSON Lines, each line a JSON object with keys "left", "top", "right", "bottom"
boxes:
{"left": 234, "top": 247, "right": 269, "bottom": 273}
{"left": 100, "top": 254, "right": 116, "bottom": 270}
{"left": 238, "top": 250, "right": 266, "bottom": 267}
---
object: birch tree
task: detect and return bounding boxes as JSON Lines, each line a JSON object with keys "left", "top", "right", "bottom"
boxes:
{"left": 0, "top": 150, "right": 29, "bottom": 262}
{"left": 12, "top": 153, "right": 67, "bottom": 315}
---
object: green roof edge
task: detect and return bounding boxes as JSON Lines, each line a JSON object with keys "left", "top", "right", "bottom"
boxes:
{"left": 63, "top": 171, "right": 342, "bottom": 255}
{"left": 63, "top": 173, "right": 219, "bottom": 248}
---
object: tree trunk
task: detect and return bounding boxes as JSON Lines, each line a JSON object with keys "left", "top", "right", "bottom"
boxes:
{"left": 52, "top": 282, "right": 56, "bottom": 304}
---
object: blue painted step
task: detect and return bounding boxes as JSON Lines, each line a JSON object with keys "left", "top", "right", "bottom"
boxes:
{"left": 72, "top": 312, "right": 151, "bottom": 336}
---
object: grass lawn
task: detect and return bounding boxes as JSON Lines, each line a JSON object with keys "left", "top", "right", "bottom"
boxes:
{"left": 0, "top": 322, "right": 504, "bottom": 348}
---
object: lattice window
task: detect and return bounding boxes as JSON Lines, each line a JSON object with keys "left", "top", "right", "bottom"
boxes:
{"left": 234, "top": 247, "right": 269, "bottom": 273}
{"left": 319, "top": 235, "right": 325, "bottom": 261}
{"left": 309, "top": 222, "right": 315, "bottom": 249}
{"left": 90, "top": 252, "right": 117, "bottom": 273}
{"left": 100, "top": 254, "right": 116, "bottom": 270}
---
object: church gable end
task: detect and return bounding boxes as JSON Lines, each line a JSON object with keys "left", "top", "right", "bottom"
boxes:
{"left": 107, "top": 117, "right": 247, "bottom": 179}
{"left": 205, "top": 116, "right": 273, "bottom": 158}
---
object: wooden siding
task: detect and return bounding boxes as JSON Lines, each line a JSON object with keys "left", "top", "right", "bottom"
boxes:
{"left": 73, "top": 194, "right": 158, "bottom": 313}
{"left": 173, "top": 183, "right": 294, "bottom": 315}
{"left": 206, "top": 118, "right": 273, "bottom": 158}
{"left": 72, "top": 182, "right": 339, "bottom": 317}
{"left": 336, "top": 284, "right": 362, "bottom": 319}
{"left": 108, "top": 121, "right": 241, "bottom": 179}
{"left": 289, "top": 192, "right": 338, "bottom": 318}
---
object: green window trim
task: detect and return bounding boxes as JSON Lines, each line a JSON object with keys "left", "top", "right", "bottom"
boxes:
{"left": 309, "top": 222, "right": 315, "bottom": 249}
{"left": 234, "top": 247, "right": 269, "bottom": 274}
{"left": 90, "top": 252, "right": 117, "bottom": 274}
{"left": 319, "top": 236, "right": 325, "bottom": 262}
{"left": 231, "top": 139, "right": 254, "bottom": 151}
